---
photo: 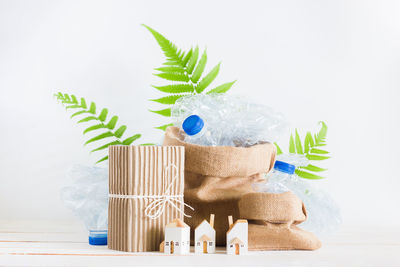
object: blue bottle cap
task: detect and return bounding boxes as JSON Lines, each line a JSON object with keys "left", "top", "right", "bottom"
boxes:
{"left": 89, "top": 231, "right": 107, "bottom": 246}
{"left": 273, "top": 160, "right": 296, "bottom": 175}
{"left": 182, "top": 115, "right": 204, "bottom": 136}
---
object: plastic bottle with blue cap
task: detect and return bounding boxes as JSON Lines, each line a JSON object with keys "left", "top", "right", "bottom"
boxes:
{"left": 252, "top": 160, "right": 296, "bottom": 193}
{"left": 182, "top": 115, "right": 215, "bottom": 146}
{"left": 253, "top": 159, "right": 342, "bottom": 234}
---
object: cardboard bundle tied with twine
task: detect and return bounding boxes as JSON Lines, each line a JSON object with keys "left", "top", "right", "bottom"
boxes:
{"left": 239, "top": 192, "right": 321, "bottom": 250}
{"left": 163, "top": 126, "right": 277, "bottom": 245}
{"left": 108, "top": 145, "right": 191, "bottom": 252}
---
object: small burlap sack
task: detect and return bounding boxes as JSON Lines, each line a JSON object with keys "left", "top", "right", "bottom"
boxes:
{"left": 239, "top": 192, "right": 321, "bottom": 250}
{"left": 163, "top": 126, "right": 276, "bottom": 245}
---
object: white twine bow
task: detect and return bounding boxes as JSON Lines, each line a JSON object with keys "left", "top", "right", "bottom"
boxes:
{"left": 109, "top": 164, "right": 194, "bottom": 220}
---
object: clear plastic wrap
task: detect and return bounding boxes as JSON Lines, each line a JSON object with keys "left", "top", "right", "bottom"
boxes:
{"left": 171, "top": 94, "right": 287, "bottom": 147}
{"left": 252, "top": 155, "right": 341, "bottom": 234}
{"left": 60, "top": 165, "right": 108, "bottom": 244}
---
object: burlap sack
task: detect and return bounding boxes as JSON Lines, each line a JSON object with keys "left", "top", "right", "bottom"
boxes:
{"left": 163, "top": 126, "right": 276, "bottom": 245}
{"left": 239, "top": 192, "right": 321, "bottom": 250}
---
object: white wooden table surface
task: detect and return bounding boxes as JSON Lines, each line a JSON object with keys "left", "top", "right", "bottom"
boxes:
{"left": 0, "top": 220, "right": 399, "bottom": 267}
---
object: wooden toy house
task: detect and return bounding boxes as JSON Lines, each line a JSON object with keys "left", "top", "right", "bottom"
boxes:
{"left": 226, "top": 216, "right": 248, "bottom": 255}
{"left": 164, "top": 218, "right": 190, "bottom": 255}
{"left": 194, "top": 214, "right": 216, "bottom": 254}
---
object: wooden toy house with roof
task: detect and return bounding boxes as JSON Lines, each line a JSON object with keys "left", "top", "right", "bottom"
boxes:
{"left": 164, "top": 218, "right": 190, "bottom": 255}
{"left": 226, "top": 216, "right": 248, "bottom": 255}
{"left": 194, "top": 214, "right": 216, "bottom": 254}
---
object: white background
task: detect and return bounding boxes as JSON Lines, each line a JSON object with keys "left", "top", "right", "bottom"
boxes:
{"left": 0, "top": 0, "right": 399, "bottom": 228}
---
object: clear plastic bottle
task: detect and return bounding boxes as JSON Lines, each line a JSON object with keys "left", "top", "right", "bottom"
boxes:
{"left": 182, "top": 115, "right": 215, "bottom": 146}
{"left": 253, "top": 160, "right": 341, "bottom": 234}
{"left": 60, "top": 165, "right": 108, "bottom": 246}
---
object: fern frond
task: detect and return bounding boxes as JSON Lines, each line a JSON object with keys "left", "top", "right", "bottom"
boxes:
{"left": 122, "top": 134, "right": 141, "bottom": 145}
{"left": 152, "top": 84, "right": 194, "bottom": 93}
{"left": 191, "top": 50, "right": 207, "bottom": 83}
{"left": 314, "top": 121, "right": 327, "bottom": 145}
{"left": 155, "top": 66, "right": 186, "bottom": 73}
{"left": 96, "top": 155, "right": 109, "bottom": 164}
{"left": 142, "top": 24, "right": 184, "bottom": 67}
{"left": 55, "top": 92, "right": 141, "bottom": 164}
{"left": 149, "top": 108, "right": 171, "bottom": 117}
{"left": 300, "top": 164, "right": 327, "bottom": 172}
{"left": 155, "top": 72, "right": 189, "bottom": 82}
{"left": 207, "top": 81, "right": 236, "bottom": 94}
{"left": 186, "top": 46, "right": 199, "bottom": 74}
{"left": 77, "top": 116, "right": 98, "bottom": 123}
{"left": 289, "top": 134, "right": 295, "bottom": 153}
{"left": 151, "top": 95, "right": 186, "bottom": 105}
{"left": 196, "top": 63, "right": 220, "bottom": 93}
{"left": 155, "top": 123, "right": 173, "bottom": 131}
{"left": 295, "top": 129, "right": 303, "bottom": 154}
{"left": 274, "top": 142, "right": 283, "bottom": 155}
{"left": 275, "top": 121, "right": 330, "bottom": 180}
{"left": 83, "top": 124, "right": 107, "bottom": 134}
{"left": 144, "top": 25, "right": 235, "bottom": 131}
{"left": 295, "top": 169, "right": 324, "bottom": 179}
{"left": 182, "top": 49, "right": 193, "bottom": 67}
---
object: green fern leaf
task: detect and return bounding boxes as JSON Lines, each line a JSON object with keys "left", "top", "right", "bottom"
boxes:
{"left": 207, "top": 81, "right": 236, "bottom": 94}
{"left": 71, "top": 110, "right": 90, "bottom": 118}
{"left": 106, "top": 116, "right": 118, "bottom": 129}
{"left": 182, "top": 49, "right": 192, "bottom": 66}
{"left": 83, "top": 124, "right": 107, "bottom": 134}
{"left": 149, "top": 108, "right": 171, "bottom": 117}
{"left": 310, "top": 148, "right": 329, "bottom": 154}
{"left": 274, "top": 142, "right": 283, "bottom": 155}
{"left": 191, "top": 50, "right": 207, "bottom": 83}
{"left": 155, "top": 123, "right": 173, "bottom": 131}
{"left": 84, "top": 132, "right": 114, "bottom": 145}
{"left": 98, "top": 108, "right": 108, "bottom": 122}
{"left": 295, "top": 169, "right": 324, "bottom": 179}
{"left": 70, "top": 95, "right": 78, "bottom": 104}
{"left": 196, "top": 63, "right": 220, "bottom": 93}
{"left": 187, "top": 46, "right": 199, "bottom": 74}
{"left": 77, "top": 116, "right": 98, "bottom": 123}
{"left": 304, "top": 132, "right": 314, "bottom": 154}
{"left": 163, "top": 61, "right": 181, "bottom": 66}
{"left": 122, "top": 134, "right": 141, "bottom": 145}
{"left": 142, "top": 24, "right": 183, "bottom": 66}
{"left": 314, "top": 143, "right": 327, "bottom": 147}
{"left": 152, "top": 84, "right": 194, "bottom": 93}
{"left": 151, "top": 95, "right": 185, "bottom": 105}
{"left": 146, "top": 26, "right": 235, "bottom": 129}
{"left": 55, "top": 92, "right": 141, "bottom": 164}
{"left": 122, "top": 134, "right": 141, "bottom": 146}
{"left": 306, "top": 154, "right": 330, "bottom": 161}
{"left": 96, "top": 155, "right": 109, "bottom": 164}
{"left": 155, "top": 66, "right": 185, "bottom": 73}
{"left": 295, "top": 129, "right": 303, "bottom": 154}
{"left": 315, "top": 121, "right": 327, "bottom": 145}
{"left": 65, "top": 104, "right": 81, "bottom": 109}
{"left": 91, "top": 140, "right": 121, "bottom": 153}
{"left": 114, "top": 125, "right": 127, "bottom": 138}
{"left": 300, "top": 164, "right": 327, "bottom": 172}
{"left": 80, "top": 98, "right": 87, "bottom": 109}
{"left": 89, "top": 102, "right": 96, "bottom": 114}
{"left": 289, "top": 134, "right": 295, "bottom": 153}
{"left": 155, "top": 72, "right": 189, "bottom": 82}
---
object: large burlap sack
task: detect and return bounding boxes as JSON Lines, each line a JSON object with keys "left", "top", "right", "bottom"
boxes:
{"left": 163, "top": 126, "right": 276, "bottom": 245}
{"left": 239, "top": 192, "right": 321, "bottom": 250}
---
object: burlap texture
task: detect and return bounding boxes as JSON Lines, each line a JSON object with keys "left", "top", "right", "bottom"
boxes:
{"left": 239, "top": 192, "right": 322, "bottom": 250}
{"left": 163, "top": 126, "right": 277, "bottom": 245}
